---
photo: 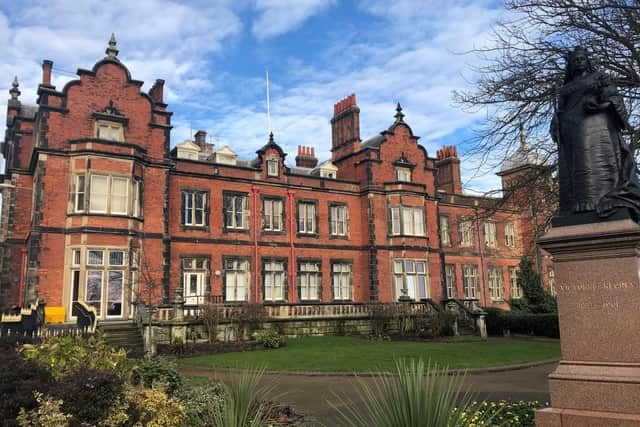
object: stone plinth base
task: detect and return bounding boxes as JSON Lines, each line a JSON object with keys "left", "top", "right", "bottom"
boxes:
{"left": 536, "top": 218, "right": 640, "bottom": 426}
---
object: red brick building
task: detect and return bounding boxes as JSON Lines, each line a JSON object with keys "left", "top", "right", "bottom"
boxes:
{"left": 0, "top": 39, "right": 553, "bottom": 321}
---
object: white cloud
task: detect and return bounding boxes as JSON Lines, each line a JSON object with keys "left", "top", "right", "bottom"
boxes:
{"left": 251, "top": 0, "right": 334, "bottom": 39}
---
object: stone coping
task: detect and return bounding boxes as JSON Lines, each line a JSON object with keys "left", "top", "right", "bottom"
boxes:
{"left": 178, "top": 358, "right": 560, "bottom": 377}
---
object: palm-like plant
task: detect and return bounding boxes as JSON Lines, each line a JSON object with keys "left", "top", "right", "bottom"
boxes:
{"left": 212, "top": 367, "right": 275, "bottom": 427}
{"left": 332, "top": 359, "right": 498, "bottom": 427}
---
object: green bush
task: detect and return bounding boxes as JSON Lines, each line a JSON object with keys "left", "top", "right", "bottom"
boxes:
{"left": 0, "top": 352, "right": 53, "bottom": 427}
{"left": 174, "top": 380, "right": 227, "bottom": 426}
{"left": 255, "top": 329, "right": 285, "bottom": 349}
{"left": 53, "top": 369, "right": 124, "bottom": 426}
{"left": 17, "top": 391, "right": 71, "bottom": 427}
{"left": 131, "top": 358, "right": 183, "bottom": 395}
{"left": 513, "top": 257, "right": 557, "bottom": 314}
{"left": 483, "top": 307, "right": 508, "bottom": 336}
{"left": 506, "top": 313, "right": 559, "bottom": 338}
{"left": 453, "top": 400, "right": 547, "bottom": 426}
{"left": 20, "top": 333, "right": 131, "bottom": 381}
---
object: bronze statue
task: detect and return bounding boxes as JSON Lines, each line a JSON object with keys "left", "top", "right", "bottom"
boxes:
{"left": 551, "top": 46, "right": 640, "bottom": 220}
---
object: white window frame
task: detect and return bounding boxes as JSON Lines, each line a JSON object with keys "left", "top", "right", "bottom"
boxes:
{"left": 390, "top": 206, "right": 425, "bottom": 236}
{"left": 263, "top": 198, "right": 283, "bottom": 232}
{"left": 224, "top": 258, "right": 250, "bottom": 302}
{"left": 132, "top": 180, "right": 142, "bottom": 218}
{"left": 299, "top": 261, "right": 320, "bottom": 301}
{"left": 330, "top": 204, "right": 349, "bottom": 236}
{"left": 87, "top": 174, "right": 131, "bottom": 215}
{"left": 332, "top": 262, "right": 352, "bottom": 301}
{"left": 462, "top": 264, "right": 479, "bottom": 299}
{"left": 440, "top": 216, "right": 452, "bottom": 246}
{"left": 505, "top": 221, "right": 517, "bottom": 248}
{"left": 74, "top": 175, "right": 85, "bottom": 213}
{"left": 266, "top": 158, "right": 279, "bottom": 177}
{"left": 459, "top": 218, "right": 474, "bottom": 247}
{"left": 393, "top": 259, "right": 429, "bottom": 301}
{"left": 298, "top": 202, "right": 317, "bottom": 234}
{"left": 509, "top": 267, "right": 522, "bottom": 299}
{"left": 183, "top": 190, "right": 208, "bottom": 227}
{"left": 96, "top": 120, "right": 124, "bottom": 142}
{"left": 484, "top": 221, "right": 498, "bottom": 248}
{"left": 445, "top": 264, "right": 457, "bottom": 298}
{"left": 80, "top": 248, "right": 128, "bottom": 319}
{"left": 396, "top": 167, "right": 412, "bottom": 182}
{"left": 488, "top": 266, "right": 505, "bottom": 301}
{"left": 224, "top": 193, "right": 249, "bottom": 230}
{"left": 263, "top": 259, "right": 285, "bottom": 302}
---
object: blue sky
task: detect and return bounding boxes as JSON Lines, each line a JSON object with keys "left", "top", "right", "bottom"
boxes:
{"left": 0, "top": 0, "right": 508, "bottom": 192}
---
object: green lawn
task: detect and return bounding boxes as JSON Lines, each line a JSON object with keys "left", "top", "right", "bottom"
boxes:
{"left": 178, "top": 336, "right": 560, "bottom": 372}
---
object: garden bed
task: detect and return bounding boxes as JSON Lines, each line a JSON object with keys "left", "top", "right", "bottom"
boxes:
{"left": 157, "top": 340, "right": 265, "bottom": 357}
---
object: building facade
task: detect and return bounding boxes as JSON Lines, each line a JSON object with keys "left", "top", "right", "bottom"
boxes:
{"left": 0, "top": 39, "right": 553, "bottom": 321}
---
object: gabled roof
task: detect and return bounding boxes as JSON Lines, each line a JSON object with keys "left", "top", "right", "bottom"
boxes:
{"left": 175, "top": 140, "right": 200, "bottom": 151}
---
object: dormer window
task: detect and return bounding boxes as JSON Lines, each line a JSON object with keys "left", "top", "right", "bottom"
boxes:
{"left": 267, "top": 158, "right": 279, "bottom": 176}
{"left": 396, "top": 167, "right": 412, "bottom": 182}
{"left": 96, "top": 121, "right": 124, "bottom": 142}
{"left": 321, "top": 170, "right": 335, "bottom": 179}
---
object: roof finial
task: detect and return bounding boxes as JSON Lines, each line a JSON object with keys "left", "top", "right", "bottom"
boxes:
{"left": 268, "top": 131, "right": 275, "bottom": 144}
{"left": 9, "top": 76, "right": 20, "bottom": 100}
{"left": 394, "top": 102, "right": 405, "bottom": 122}
{"left": 106, "top": 33, "right": 119, "bottom": 58}
{"left": 518, "top": 122, "right": 526, "bottom": 149}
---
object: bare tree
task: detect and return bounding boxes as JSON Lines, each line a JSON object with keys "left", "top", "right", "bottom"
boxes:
{"left": 455, "top": 0, "right": 640, "bottom": 171}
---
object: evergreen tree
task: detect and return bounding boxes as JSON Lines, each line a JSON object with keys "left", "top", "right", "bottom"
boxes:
{"left": 511, "top": 256, "right": 557, "bottom": 313}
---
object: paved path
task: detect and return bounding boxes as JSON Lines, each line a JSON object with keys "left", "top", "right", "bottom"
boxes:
{"left": 179, "top": 362, "right": 556, "bottom": 425}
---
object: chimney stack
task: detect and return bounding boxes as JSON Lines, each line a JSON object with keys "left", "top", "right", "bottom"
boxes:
{"left": 42, "top": 60, "right": 53, "bottom": 87}
{"left": 149, "top": 79, "right": 165, "bottom": 104}
{"left": 194, "top": 130, "right": 214, "bottom": 157}
{"left": 296, "top": 145, "right": 318, "bottom": 168}
{"left": 436, "top": 145, "right": 462, "bottom": 194}
{"left": 331, "top": 93, "right": 360, "bottom": 161}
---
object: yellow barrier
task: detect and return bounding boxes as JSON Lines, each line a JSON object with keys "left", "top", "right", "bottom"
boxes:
{"left": 44, "top": 306, "right": 65, "bottom": 324}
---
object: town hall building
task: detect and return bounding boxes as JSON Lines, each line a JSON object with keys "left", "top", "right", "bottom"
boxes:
{"left": 0, "top": 37, "right": 553, "bottom": 322}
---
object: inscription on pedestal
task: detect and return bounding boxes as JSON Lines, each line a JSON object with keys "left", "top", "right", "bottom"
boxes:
{"left": 558, "top": 281, "right": 636, "bottom": 312}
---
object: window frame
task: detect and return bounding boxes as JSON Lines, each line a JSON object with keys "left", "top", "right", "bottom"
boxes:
{"left": 508, "top": 266, "right": 522, "bottom": 299}
{"left": 444, "top": 264, "right": 457, "bottom": 299}
{"left": 262, "top": 258, "right": 287, "bottom": 302}
{"left": 95, "top": 120, "right": 124, "bottom": 142}
{"left": 484, "top": 220, "right": 498, "bottom": 249}
{"left": 396, "top": 167, "right": 412, "bottom": 182}
{"left": 392, "top": 258, "right": 430, "bottom": 301}
{"left": 261, "top": 196, "right": 284, "bottom": 234}
{"left": 223, "top": 256, "right": 251, "bottom": 302}
{"left": 462, "top": 264, "right": 479, "bottom": 299}
{"left": 487, "top": 265, "right": 505, "bottom": 301}
{"left": 223, "top": 191, "right": 250, "bottom": 232}
{"left": 331, "top": 260, "right": 353, "bottom": 301}
{"left": 439, "top": 215, "right": 452, "bottom": 246}
{"left": 266, "top": 157, "right": 279, "bottom": 177}
{"left": 329, "top": 203, "right": 349, "bottom": 238}
{"left": 182, "top": 189, "right": 209, "bottom": 228}
{"left": 297, "top": 259, "right": 321, "bottom": 301}
{"left": 505, "top": 221, "right": 517, "bottom": 248}
{"left": 180, "top": 256, "right": 210, "bottom": 305}
{"left": 458, "top": 217, "right": 475, "bottom": 247}
{"left": 297, "top": 199, "right": 318, "bottom": 236}
{"left": 389, "top": 205, "right": 426, "bottom": 237}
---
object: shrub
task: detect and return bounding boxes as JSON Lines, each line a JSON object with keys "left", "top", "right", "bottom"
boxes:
{"left": 53, "top": 369, "right": 124, "bottom": 426}
{"left": 17, "top": 391, "right": 71, "bottom": 427}
{"left": 513, "top": 257, "right": 557, "bottom": 314}
{"left": 200, "top": 303, "right": 223, "bottom": 343}
{"left": 255, "top": 329, "right": 285, "bottom": 349}
{"left": 453, "top": 400, "right": 547, "bottom": 426}
{"left": 415, "top": 311, "right": 457, "bottom": 339}
{"left": 506, "top": 313, "right": 559, "bottom": 338}
{"left": 103, "top": 386, "right": 185, "bottom": 427}
{"left": 212, "top": 367, "right": 275, "bottom": 427}
{"left": 483, "top": 307, "right": 508, "bottom": 336}
{"left": 368, "top": 303, "right": 394, "bottom": 338}
{"left": 174, "top": 380, "right": 227, "bottom": 426}
{"left": 20, "top": 333, "right": 131, "bottom": 381}
{"left": 0, "top": 353, "right": 53, "bottom": 427}
{"left": 332, "top": 359, "right": 499, "bottom": 427}
{"left": 131, "top": 358, "right": 183, "bottom": 395}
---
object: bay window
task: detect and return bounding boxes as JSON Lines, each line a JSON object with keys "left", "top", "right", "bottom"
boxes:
{"left": 389, "top": 206, "right": 425, "bottom": 236}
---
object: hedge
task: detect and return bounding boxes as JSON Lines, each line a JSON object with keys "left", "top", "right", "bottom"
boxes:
{"left": 484, "top": 308, "right": 559, "bottom": 338}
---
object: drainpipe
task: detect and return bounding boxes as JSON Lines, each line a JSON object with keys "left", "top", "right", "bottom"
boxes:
{"left": 18, "top": 247, "right": 27, "bottom": 306}
{"left": 287, "top": 190, "right": 296, "bottom": 303}
{"left": 251, "top": 186, "right": 260, "bottom": 303}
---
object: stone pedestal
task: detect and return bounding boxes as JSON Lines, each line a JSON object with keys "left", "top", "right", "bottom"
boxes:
{"left": 536, "top": 219, "right": 640, "bottom": 426}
